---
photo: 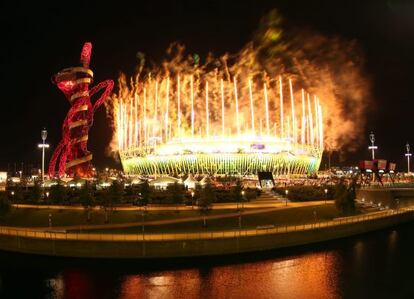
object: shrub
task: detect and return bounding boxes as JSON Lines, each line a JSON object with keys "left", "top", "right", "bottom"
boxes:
{"left": 245, "top": 188, "right": 260, "bottom": 200}
{"left": 28, "top": 182, "right": 42, "bottom": 203}
{"left": 334, "top": 180, "right": 356, "bottom": 215}
{"left": 273, "top": 185, "right": 335, "bottom": 202}
{"left": 102, "top": 180, "right": 124, "bottom": 207}
{"left": 198, "top": 183, "right": 215, "bottom": 211}
{"left": 0, "top": 192, "right": 10, "bottom": 215}
{"left": 140, "top": 181, "right": 151, "bottom": 206}
{"left": 231, "top": 180, "right": 243, "bottom": 203}
{"left": 79, "top": 181, "right": 94, "bottom": 207}
{"left": 167, "top": 182, "right": 185, "bottom": 206}
{"left": 49, "top": 183, "right": 68, "bottom": 203}
{"left": 9, "top": 185, "right": 25, "bottom": 202}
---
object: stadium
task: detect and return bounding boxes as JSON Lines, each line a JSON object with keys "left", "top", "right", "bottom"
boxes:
{"left": 113, "top": 73, "right": 324, "bottom": 177}
{"left": 120, "top": 137, "right": 322, "bottom": 176}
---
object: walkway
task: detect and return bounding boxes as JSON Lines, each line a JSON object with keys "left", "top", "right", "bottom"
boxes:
{"left": 23, "top": 201, "right": 331, "bottom": 232}
{"left": 11, "top": 201, "right": 284, "bottom": 211}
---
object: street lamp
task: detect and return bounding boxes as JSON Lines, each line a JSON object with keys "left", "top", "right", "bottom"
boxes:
{"left": 368, "top": 131, "right": 377, "bottom": 160}
{"left": 142, "top": 210, "right": 146, "bottom": 255}
{"left": 241, "top": 190, "right": 245, "bottom": 210}
{"left": 285, "top": 189, "right": 289, "bottom": 206}
{"left": 324, "top": 188, "right": 328, "bottom": 204}
{"left": 313, "top": 209, "right": 317, "bottom": 227}
{"left": 38, "top": 129, "right": 49, "bottom": 183}
{"left": 191, "top": 191, "right": 195, "bottom": 209}
{"left": 405, "top": 143, "right": 411, "bottom": 174}
{"left": 142, "top": 210, "right": 145, "bottom": 234}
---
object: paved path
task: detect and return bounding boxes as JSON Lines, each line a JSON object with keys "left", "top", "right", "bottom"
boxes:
{"left": 11, "top": 202, "right": 281, "bottom": 211}
{"left": 10, "top": 201, "right": 331, "bottom": 232}
{"left": 11, "top": 198, "right": 328, "bottom": 212}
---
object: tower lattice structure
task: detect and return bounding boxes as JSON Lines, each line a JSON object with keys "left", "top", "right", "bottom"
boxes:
{"left": 49, "top": 42, "right": 114, "bottom": 178}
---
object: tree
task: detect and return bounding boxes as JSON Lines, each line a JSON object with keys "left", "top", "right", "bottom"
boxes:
{"left": 108, "top": 180, "right": 124, "bottom": 205}
{"left": 10, "top": 184, "right": 25, "bottom": 202}
{"left": 0, "top": 192, "right": 10, "bottom": 215}
{"left": 102, "top": 180, "right": 124, "bottom": 222}
{"left": 79, "top": 181, "right": 94, "bottom": 207}
{"left": 198, "top": 183, "right": 215, "bottom": 210}
{"left": 334, "top": 179, "right": 356, "bottom": 215}
{"left": 49, "top": 183, "right": 68, "bottom": 204}
{"left": 28, "top": 182, "right": 42, "bottom": 203}
{"left": 140, "top": 180, "right": 151, "bottom": 207}
{"left": 198, "top": 183, "right": 215, "bottom": 227}
{"left": 168, "top": 182, "right": 184, "bottom": 211}
{"left": 100, "top": 188, "right": 111, "bottom": 223}
{"left": 194, "top": 184, "right": 202, "bottom": 201}
{"left": 79, "top": 182, "right": 94, "bottom": 222}
{"left": 232, "top": 179, "right": 243, "bottom": 209}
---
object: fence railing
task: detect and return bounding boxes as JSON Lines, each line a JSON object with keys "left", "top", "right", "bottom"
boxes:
{"left": 361, "top": 184, "right": 414, "bottom": 190}
{"left": 0, "top": 208, "right": 412, "bottom": 243}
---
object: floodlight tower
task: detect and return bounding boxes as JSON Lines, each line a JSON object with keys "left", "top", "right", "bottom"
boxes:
{"left": 38, "top": 128, "right": 49, "bottom": 183}
{"left": 405, "top": 143, "right": 412, "bottom": 174}
{"left": 368, "top": 132, "right": 377, "bottom": 160}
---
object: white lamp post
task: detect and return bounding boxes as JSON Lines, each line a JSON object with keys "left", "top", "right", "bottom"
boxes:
{"left": 38, "top": 129, "right": 49, "bottom": 183}
{"left": 191, "top": 191, "right": 195, "bottom": 209}
{"left": 239, "top": 190, "right": 245, "bottom": 228}
{"left": 285, "top": 189, "right": 289, "bottom": 206}
{"left": 405, "top": 143, "right": 411, "bottom": 174}
{"left": 368, "top": 131, "right": 377, "bottom": 160}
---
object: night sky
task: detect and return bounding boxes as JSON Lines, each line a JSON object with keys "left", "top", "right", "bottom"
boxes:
{"left": 1, "top": 0, "right": 413, "bottom": 173}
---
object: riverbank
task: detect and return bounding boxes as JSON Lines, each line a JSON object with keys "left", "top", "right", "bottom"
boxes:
{"left": 0, "top": 207, "right": 413, "bottom": 258}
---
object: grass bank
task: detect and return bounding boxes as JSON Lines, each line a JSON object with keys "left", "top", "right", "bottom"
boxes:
{"left": 0, "top": 208, "right": 236, "bottom": 228}
{"left": 85, "top": 205, "right": 343, "bottom": 234}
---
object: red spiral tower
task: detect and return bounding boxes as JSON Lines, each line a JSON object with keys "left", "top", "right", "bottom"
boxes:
{"left": 49, "top": 42, "right": 114, "bottom": 178}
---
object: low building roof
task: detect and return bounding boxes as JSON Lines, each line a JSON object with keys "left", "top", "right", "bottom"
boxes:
{"left": 184, "top": 174, "right": 199, "bottom": 185}
{"left": 199, "top": 175, "right": 212, "bottom": 185}
{"left": 149, "top": 176, "right": 180, "bottom": 186}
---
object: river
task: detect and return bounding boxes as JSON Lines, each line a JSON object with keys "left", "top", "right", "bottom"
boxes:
{"left": 0, "top": 222, "right": 413, "bottom": 299}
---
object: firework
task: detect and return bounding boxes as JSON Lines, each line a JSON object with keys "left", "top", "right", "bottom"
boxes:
{"left": 110, "top": 70, "right": 323, "bottom": 176}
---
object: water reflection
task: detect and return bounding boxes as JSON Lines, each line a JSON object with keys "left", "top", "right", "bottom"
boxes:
{"left": 46, "top": 274, "right": 64, "bottom": 299}
{"left": 120, "top": 270, "right": 203, "bottom": 299}
{"left": 1, "top": 223, "right": 414, "bottom": 299}
{"left": 113, "top": 251, "right": 340, "bottom": 299}
{"left": 353, "top": 240, "right": 365, "bottom": 264}
{"left": 388, "top": 230, "right": 398, "bottom": 253}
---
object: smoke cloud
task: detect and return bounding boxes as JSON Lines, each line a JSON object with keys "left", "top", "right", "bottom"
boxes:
{"left": 106, "top": 10, "right": 370, "bottom": 154}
